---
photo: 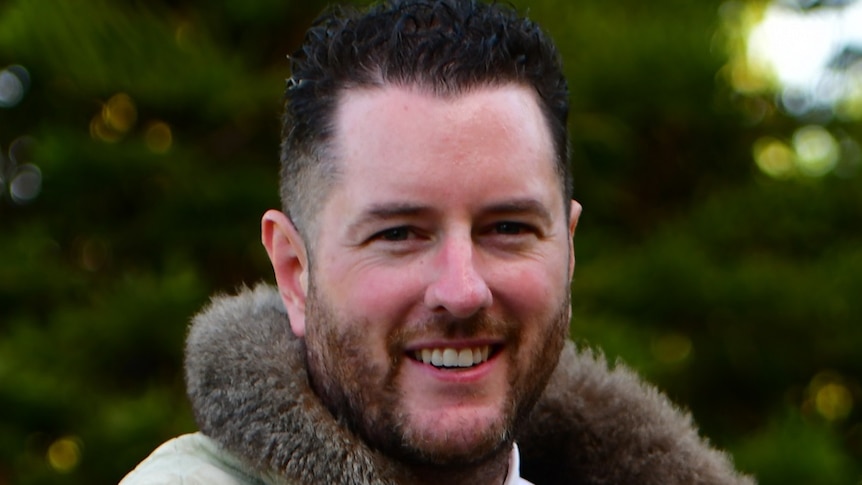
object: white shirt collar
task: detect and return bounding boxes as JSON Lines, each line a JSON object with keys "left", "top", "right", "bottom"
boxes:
{"left": 503, "top": 443, "right": 534, "bottom": 485}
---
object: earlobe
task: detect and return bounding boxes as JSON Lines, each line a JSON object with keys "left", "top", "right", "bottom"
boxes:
{"left": 261, "top": 209, "right": 309, "bottom": 337}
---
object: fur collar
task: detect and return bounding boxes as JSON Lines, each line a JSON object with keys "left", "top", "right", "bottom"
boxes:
{"left": 185, "top": 284, "right": 753, "bottom": 484}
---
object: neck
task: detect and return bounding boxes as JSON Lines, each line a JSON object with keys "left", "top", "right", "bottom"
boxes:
{"left": 401, "top": 448, "right": 511, "bottom": 485}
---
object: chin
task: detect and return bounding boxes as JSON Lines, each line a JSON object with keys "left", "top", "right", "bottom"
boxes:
{"left": 395, "top": 406, "right": 512, "bottom": 466}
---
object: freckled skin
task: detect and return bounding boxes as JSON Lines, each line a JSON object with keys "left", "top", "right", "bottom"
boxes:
{"left": 264, "top": 84, "right": 581, "bottom": 483}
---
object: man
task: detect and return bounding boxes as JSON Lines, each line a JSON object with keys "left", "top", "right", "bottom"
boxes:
{"left": 121, "top": 0, "right": 753, "bottom": 483}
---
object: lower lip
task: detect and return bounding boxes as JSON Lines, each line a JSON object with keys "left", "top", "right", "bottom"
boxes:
{"left": 405, "top": 351, "right": 500, "bottom": 384}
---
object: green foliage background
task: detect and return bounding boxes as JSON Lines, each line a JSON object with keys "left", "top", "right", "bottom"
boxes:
{"left": 1, "top": 0, "right": 860, "bottom": 483}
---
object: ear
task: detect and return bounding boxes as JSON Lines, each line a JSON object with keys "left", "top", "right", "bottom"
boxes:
{"left": 261, "top": 209, "right": 309, "bottom": 337}
{"left": 568, "top": 200, "right": 582, "bottom": 280}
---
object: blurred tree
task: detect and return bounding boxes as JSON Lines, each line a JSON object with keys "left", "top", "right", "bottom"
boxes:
{"left": 0, "top": 0, "right": 860, "bottom": 483}
{"left": 0, "top": 0, "right": 322, "bottom": 482}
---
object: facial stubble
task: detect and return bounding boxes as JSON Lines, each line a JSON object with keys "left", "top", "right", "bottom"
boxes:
{"left": 303, "top": 279, "right": 570, "bottom": 468}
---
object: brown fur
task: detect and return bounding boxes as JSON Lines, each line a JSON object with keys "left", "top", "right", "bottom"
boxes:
{"left": 185, "top": 284, "right": 754, "bottom": 484}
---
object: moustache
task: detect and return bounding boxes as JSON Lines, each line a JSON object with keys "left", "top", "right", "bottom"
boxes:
{"left": 387, "top": 312, "right": 517, "bottom": 350}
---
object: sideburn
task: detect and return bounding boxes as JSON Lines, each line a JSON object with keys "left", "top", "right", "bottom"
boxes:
{"left": 304, "top": 289, "right": 399, "bottom": 445}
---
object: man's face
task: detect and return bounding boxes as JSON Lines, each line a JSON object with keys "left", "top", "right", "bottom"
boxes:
{"left": 302, "top": 84, "right": 579, "bottom": 465}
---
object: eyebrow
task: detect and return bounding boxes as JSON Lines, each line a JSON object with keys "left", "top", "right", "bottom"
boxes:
{"left": 345, "top": 203, "right": 434, "bottom": 237}
{"left": 482, "top": 198, "right": 554, "bottom": 227}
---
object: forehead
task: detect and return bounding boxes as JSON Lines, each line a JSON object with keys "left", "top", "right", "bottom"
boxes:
{"left": 328, "top": 84, "right": 560, "bottom": 206}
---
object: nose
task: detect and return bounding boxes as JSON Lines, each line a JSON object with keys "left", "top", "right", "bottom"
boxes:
{"left": 424, "top": 236, "right": 493, "bottom": 318}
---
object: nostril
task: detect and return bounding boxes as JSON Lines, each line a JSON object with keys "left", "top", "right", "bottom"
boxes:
{"left": 425, "top": 279, "right": 492, "bottom": 318}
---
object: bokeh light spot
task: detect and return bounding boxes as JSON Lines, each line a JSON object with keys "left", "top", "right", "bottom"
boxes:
{"left": 91, "top": 93, "right": 139, "bottom": 143}
{"left": 792, "top": 125, "right": 839, "bottom": 177}
{"left": 651, "top": 333, "right": 693, "bottom": 365}
{"left": 103, "top": 93, "right": 137, "bottom": 133}
{"left": 90, "top": 115, "right": 122, "bottom": 143}
{"left": 0, "top": 65, "right": 29, "bottom": 108}
{"left": 808, "top": 371, "right": 855, "bottom": 422}
{"left": 816, "top": 383, "right": 854, "bottom": 421}
{"left": 145, "top": 121, "right": 173, "bottom": 154}
{"left": 10, "top": 164, "right": 42, "bottom": 204}
{"left": 754, "top": 137, "right": 796, "bottom": 178}
{"left": 47, "top": 436, "right": 82, "bottom": 473}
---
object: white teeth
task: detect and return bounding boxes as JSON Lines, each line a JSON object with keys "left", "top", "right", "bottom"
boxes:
{"left": 431, "top": 349, "right": 443, "bottom": 366}
{"left": 443, "top": 348, "right": 458, "bottom": 366}
{"left": 458, "top": 349, "right": 473, "bottom": 367}
{"left": 413, "top": 345, "right": 492, "bottom": 368}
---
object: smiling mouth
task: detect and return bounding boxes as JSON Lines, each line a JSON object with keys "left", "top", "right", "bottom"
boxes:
{"left": 411, "top": 346, "right": 496, "bottom": 369}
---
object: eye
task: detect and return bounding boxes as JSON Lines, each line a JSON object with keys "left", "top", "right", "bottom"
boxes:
{"left": 365, "top": 225, "right": 428, "bottom": 254}
{"left": 373, "top": 226, "right": 412, "bottom": 241}
{"left": 494, "top": 221, "right": 531, "bottom": 235}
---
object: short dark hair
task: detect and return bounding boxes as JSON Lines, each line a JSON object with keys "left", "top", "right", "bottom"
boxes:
{"left": 280, "top": 0, "right": 570, "bottom": 238}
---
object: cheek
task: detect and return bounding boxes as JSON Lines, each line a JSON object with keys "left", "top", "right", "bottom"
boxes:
{"left": 323, "top": 263, "right": 426, "bottom": 325}
{"left": 493, "top": 260, "right": 569, "bottom": 316}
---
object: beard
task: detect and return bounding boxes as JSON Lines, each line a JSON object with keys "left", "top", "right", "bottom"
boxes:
{"left": 303, "top": 279, "right": 570, "bottom": 468}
